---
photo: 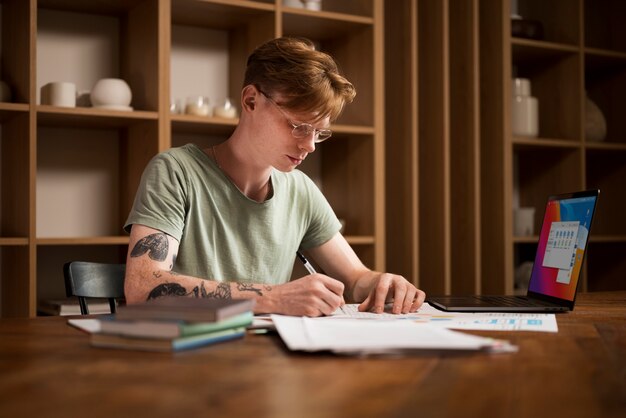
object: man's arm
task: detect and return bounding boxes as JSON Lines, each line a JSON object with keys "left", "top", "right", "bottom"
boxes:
{"left": 124, "top": 224, "right": 345, "bottom": 316}
{"left": 307, "top": 232, "right": 426, "bottom": 314}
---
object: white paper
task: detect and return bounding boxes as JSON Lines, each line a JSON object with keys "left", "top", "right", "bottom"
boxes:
{"left": 330, "top": 303, "right": 558, "bottom": 333}
{"left": 271, "top": 315, "right": 516, "bottom": 355}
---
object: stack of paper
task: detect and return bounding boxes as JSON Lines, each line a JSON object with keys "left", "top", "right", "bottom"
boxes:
{"left": 271, "top": 315, "right": 517, "bottom": 355}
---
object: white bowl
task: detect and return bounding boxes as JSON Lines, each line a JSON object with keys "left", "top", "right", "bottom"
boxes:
{"left": 90, "top": 78, "right": 132, "bottom": 107}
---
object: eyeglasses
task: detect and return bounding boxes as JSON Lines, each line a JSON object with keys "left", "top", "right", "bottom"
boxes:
{"left": 259, "top": 91, "right": 333, "bottom": 143}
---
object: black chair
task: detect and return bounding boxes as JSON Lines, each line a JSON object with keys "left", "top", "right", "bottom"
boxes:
{"left": 63, "top": 261, "right": 126, "bottom": 315}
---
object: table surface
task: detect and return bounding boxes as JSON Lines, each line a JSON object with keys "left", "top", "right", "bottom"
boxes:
{"left": 1, "top": 292, "right": 625, "bottom": 418}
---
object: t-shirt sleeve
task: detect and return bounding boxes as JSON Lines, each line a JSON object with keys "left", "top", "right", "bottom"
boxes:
{"left": 124, "top": 153, "right": 188, "bottom": 240}
{"left": 298, "top": 174, "right": 342, "bottom": 250}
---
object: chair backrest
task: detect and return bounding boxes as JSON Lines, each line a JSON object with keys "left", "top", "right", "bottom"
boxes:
{"left": 64, "top": 261, "right": 126, "bottom": 315}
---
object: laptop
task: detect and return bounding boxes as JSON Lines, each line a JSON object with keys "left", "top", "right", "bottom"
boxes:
{"left": 428, "top": 189, "right": 599, "bottom": 312}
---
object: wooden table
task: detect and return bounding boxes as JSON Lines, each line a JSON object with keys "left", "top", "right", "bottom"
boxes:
{"left": 1, "top": 292, "right": 625, "bottom": 418}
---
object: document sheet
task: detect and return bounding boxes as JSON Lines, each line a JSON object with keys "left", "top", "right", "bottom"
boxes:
{"left": 271, "top": 315, "right": 517, "bottom": 355}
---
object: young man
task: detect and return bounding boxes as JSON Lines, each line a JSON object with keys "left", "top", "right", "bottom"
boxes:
{"left": 124, "top": 37, "right": 425, "bottom": 316}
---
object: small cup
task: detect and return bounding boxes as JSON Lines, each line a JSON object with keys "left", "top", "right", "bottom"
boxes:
{"left": 302, "top": 0, "right": 322, "bottom": 11}
{"left": 170, "top": 99, "right": 184, "bottom": 114}
{"left": 514, "top": 207, "right": 536, "bottom": 236}
{"left": 185, "top": 96, "right": 211, "bottom": 116}
{"left": 41, "top": 82, "right": 76, "bottom": 107}
{"left": 213, "top": 98, "right": 238, "bottom": 119}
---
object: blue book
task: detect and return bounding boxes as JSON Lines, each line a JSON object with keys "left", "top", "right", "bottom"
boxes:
{"left": 90, "top": 326, "right": 246, "bottom": 352}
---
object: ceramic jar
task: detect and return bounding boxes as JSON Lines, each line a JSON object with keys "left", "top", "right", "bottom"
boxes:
{"left": 90, "top": 78, "right": 132, "bottom": 110}
{"left": 512, "top": 78, "right": 538, "bottom": 137}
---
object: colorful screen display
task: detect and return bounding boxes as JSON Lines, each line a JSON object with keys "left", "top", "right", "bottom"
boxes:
{"left": 528, "top": 194, "right": 597, "bottom": 301}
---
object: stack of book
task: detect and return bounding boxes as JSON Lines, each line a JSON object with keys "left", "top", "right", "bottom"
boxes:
{"left": 90, "top": 298, "right": 255, "bottom": 352}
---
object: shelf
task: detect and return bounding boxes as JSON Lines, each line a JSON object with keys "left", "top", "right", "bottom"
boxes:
{"left": 513, "top": 236, "right": 539, "bottom": 244}
{"left": 590, "top": 235, "right": 626, "bottom": 243}
{"left": 36, "top": 236, "right": 129, "bottom": 246}
{"left": 171, "top": 0, "right": 274, "bottom": 29}
{"left": 512, "top": 38, "right": 579, "bottom": 58}
{"left": 513, "top": 137, "right": 582, "bottom": 148}
{"left": 37, "top": 106, "right": 158, "bottom": 128}
{"left": 0, "top": 238, "right": 29, "bottom": 246}
{"left": 37, "top": 0, "right": 148, "bottom": 15}
{"left": 282, "top": 10, "right": 373, "bottom": 40}
{"left": 585, "top": 141, "right": 626, "bottom": 151}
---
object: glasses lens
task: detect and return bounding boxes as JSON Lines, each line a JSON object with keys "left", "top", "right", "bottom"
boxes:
{"left": 315, "top": 130, "right": 332, "bottom": 142}
{"left": 292, "top": 124, "right": 314, "bottom": 138}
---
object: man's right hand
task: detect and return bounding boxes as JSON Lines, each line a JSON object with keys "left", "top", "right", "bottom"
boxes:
{"left": 265, "top": 274, "right": 345, "bottom": 317}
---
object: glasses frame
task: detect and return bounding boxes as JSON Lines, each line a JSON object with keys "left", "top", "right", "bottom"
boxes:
{"left": 259, "top": 90, "right": 333, "bottom": 143}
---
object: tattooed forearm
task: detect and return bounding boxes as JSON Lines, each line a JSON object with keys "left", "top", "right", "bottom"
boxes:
{"left": 131, "top": 233, "right": 169, "bottom": 261}
{"left": 237, "top": 283, "right": 263, "bottom": 296}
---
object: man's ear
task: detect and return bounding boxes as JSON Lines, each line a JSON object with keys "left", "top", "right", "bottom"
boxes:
{"left": 241, "top": 85, "right": 258, "bottom": 112}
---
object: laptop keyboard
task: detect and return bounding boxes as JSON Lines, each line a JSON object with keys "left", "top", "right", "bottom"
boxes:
{"left": 473, "top": 296, "right": 553, "bottom": 307}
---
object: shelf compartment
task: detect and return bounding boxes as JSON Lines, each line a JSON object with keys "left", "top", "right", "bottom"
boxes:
{"left": 514, "top": 147, "right": 583, "bottom": 236}
{"left": 1, "top": 0, "right": 32, "bottom": 105}
{"left": 36, "top": 123, "right": 158, "bottom": 240}
{"left": 282, "top": 18, "right": 374, "bottom": 127}
{"left": 515, "top": 0, "right": 581, "bottom": 46}
{"left": 1, "top": 113, "right": 30, "bottom": 238}
{"left": 319, "top": 135, "right": 374, "bottom": 237}
{"left": 170, "top": 1, "right": 275, "bottom": 127}
{"left": 1, "top": 246, "right": 31, "bottom": 317}
{"left": 37, "top": 2, "right": 160, "bottom": 111}
{"left": 512, "top": 44, "right": 582, "bottom": 141}
{"left": 586, "top": 242, "right": 626, "bottom": 291}
{"left": 36, "top": 244, "right": 127, "bottom": 308}
{"left": 584, "top": 0, "right": 626, "bottom": 53}
{"left": 585, "top": 60, "right": 626, "bottom": 144}
{"left": 585, "top": 148, "right": 626, "bottom": 236}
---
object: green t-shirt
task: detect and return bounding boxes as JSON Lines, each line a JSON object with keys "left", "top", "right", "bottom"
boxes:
{"left": 125, "top": 143, "right": 341, "bottom": 285}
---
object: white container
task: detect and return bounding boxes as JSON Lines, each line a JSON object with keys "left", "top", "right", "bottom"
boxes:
{"left": 514, "top": 207, "right": 536, "bottom": 236}
{"left": 302, "top": 0, "right": 322, "bottom": 11}
{"left": 41, "top": 82, "right": 76, "bottom": 107}
{"left": 90, "top": 78, "right": 132, "bottom": 110}
{"left": 283, "top": 0, "right": 304, "bottom": 8}
{"left": 213, "top": 98, "right": 238, "bottom": 119}
{"left": 512, "top": 78, "right": 538, "bottom": 137}
{"left": 185, "top": 96, "right": 211, "bottom": 116}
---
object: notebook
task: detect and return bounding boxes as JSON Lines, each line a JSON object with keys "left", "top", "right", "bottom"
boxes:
{"left": 428, "top": 189, "right": 599, "bottom": 312}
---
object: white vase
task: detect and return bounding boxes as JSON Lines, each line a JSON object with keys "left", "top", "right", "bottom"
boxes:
{"left": 90, "top": 78, "right": 132, "bottom": 110}
{"left": 585, "top": 95, "right": 607, "bottom": 141}
{"left": 512, "top": 78, "right": 538, "bottom": 137}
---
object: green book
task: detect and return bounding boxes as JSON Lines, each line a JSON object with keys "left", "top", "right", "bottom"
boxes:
{"left": 91, "top": 326, "right": 246, "bottom": 352}
{"left": 96, "top": 311, "right": 253, "bottom": 339}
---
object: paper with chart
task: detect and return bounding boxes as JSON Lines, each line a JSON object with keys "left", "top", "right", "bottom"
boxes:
{"left": 271, "top": 314, "right": 517, "bottom": 355}
{"left": 329, "top": 303, "right": 558, "bottom": 332}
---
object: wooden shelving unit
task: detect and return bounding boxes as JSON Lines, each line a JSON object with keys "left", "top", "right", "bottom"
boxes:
{"left": 385, "top": 0, "right": 626, "bottom": 295}
{"left": 0, "top": 0, "right": 385, "bottom": 317}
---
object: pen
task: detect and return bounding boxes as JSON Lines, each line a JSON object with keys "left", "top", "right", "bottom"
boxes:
{"left": 296, "top": 251, "right": 317, "bottom": 275}
{"left": 297, "top": 251, "right": 345, "bottom": 306}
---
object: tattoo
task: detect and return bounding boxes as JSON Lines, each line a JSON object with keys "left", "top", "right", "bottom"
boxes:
{"left": 264, "top": 285, "right": 273, "bottom": 292}
{"left": 237, "top": 283, "right": 263, "bottom": 296}
{"left": 169, "top": 253, "right": 177, "bottom": 270}
{"left": 147, "top": 283, "right": 188, "bottom": 300}
{"left": 147, "top": 281, "right": 232, "bottom": 301}
{"left": 131, "top": 233, "right": 169, "bottom": 261}
{"left": 153, "top": 271, "right": 162, "bottom": 279}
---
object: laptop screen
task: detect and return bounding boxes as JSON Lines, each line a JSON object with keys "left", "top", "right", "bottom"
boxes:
{"left": 528, "top": 190, "right": 599, "bottom": 303}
